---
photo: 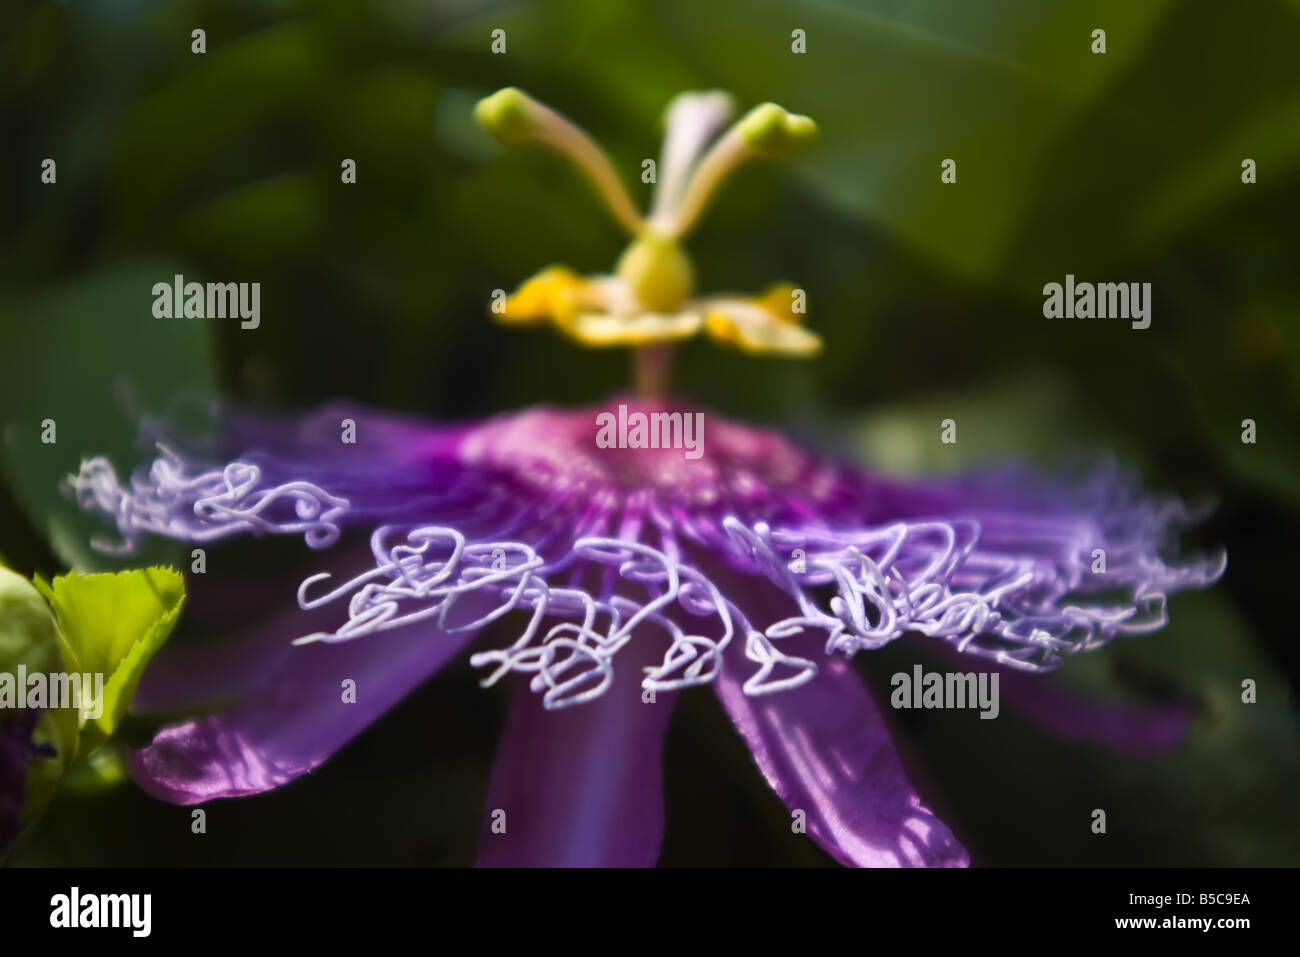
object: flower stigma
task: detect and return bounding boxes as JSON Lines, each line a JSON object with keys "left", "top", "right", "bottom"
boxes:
{"left": 476, "top": 87, "right": 823, "bottom": 392}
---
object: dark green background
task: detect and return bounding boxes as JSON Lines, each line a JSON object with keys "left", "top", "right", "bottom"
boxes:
{"left": 2, "top": 0, "right": 1297, "bottom": 865}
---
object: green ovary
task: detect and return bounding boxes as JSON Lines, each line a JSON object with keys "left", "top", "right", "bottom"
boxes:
{"left": 616, "top": 234, "right": 694, "bottom": 313}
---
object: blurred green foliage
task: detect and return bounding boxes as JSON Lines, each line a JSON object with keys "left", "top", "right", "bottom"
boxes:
{"left": 1, "top": 0, "right": 1297, "bottom": 865}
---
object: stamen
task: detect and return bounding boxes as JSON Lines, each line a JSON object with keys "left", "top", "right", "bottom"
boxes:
{"left": 648, "top": 90, "right": 735, "bottom": 230}
{"left": 667, "top": 102, "right": 817, "bottom": 239}
{"left": 476, "top": 87, "right": 645, "bottom": 236}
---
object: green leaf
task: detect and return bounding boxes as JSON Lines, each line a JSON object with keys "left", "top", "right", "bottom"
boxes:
{"left": 644, "top": 0, "right": 1174, "bottom": 281}
{"left": 60, "top": 741, "right": 129, "bottom": 795}
{"left": 0, "top": 566, "right": 61, "bottom": 679}
{"left": 0, "top": 263, "right": 217, "bottom": 573}
{"left": 844, "top": 370, "right": 1150, "bottom": 475}
{"left": 37, "top": 566, "right": 185, "bottom": 753}
{"left": 0, "top": 565, "right": 77, "bottom": 849}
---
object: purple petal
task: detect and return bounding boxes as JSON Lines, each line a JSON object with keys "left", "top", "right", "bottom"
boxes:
{"left": 128, "top": 594, "right": 484, "bottom": 803}
{"left": 128, "top": 568, "right": 343, "bottom": 714}
{"left": 988, "top": 660, "right": 1192, "bottom": 753}
{"left": 476, "top": 636, "right": 676, "bottom": 867}
{"left": 218, "top": 402, "right": 483, "bottom": 525}
{"left": 713, "top": 636, "right": 969, "bottom": 868}
{"left": 917, "top": 636, "right": 1193, "bottom": 754}
{"left": 1, "top": 709, "right": 53, "bottom": 850}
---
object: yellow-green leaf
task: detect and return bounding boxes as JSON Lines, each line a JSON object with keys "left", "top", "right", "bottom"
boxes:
{"left": 38, "top": 567, "right": 185, "bottom": 754}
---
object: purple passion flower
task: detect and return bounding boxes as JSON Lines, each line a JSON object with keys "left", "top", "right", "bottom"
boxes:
{"left": 70, "top": 90, "right": 1224, "bottom": 867}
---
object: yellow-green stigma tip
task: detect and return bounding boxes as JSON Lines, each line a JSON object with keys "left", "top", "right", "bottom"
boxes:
{"left": 737, "top": 103, "right": 818, "bottom": 156}
{"left": 475, "top": 87, "right": 538, "bottom": 144}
